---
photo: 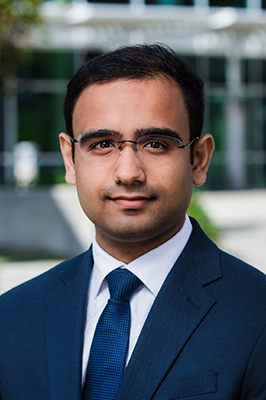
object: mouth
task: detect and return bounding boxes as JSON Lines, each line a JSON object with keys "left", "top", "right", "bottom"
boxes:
{"left": 111, "top": 195, "right": 153, "bottom": 209}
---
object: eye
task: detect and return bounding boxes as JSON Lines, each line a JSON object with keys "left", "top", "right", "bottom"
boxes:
{"left": 145, "top": 141, "right": 166, "bottom": 149}
{"left": 142, "top": 137, "right": 170, "bottom": 152}
{"left": 79, "top": 135, "right": 117, "bottom": 152}
{"left": 92, "top": 140, "right": 116, "bottom": 150}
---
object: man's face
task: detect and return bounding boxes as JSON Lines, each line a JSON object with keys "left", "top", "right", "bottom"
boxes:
{"left": 60, "top": 77, "right": 211, "bottom": 259}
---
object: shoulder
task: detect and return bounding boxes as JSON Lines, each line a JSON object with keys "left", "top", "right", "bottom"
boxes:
{"left": 189, "top": 217, "right": 266, "bottom": 304}
{"left": 0, "top": 248, "right": 93, "bottom": 309}
{"left": 218, "top": 249, "right": 266, "bottom": 304}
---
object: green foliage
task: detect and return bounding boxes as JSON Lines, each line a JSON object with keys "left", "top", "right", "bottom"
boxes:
{"left": 0, "top": 0, "right": 42, "bottom": 78}
{"left": 188, "top": 189, "right": 220, "bottom": 243}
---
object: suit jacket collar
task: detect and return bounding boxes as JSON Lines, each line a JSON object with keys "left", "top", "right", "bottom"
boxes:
{"left": 115, "top": 218, "right": 222, "bottom": 400}
{"left": 184, "top": 218, "right": 222, "bottom": 286}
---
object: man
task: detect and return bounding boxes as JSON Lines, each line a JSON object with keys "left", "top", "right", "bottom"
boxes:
{"left": 1, "top": 44, "right": 266, "bottom": 400}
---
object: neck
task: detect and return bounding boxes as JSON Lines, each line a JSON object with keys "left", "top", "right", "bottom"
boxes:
{"left": 95, "top": 221, "right": 185, "bottom": 264}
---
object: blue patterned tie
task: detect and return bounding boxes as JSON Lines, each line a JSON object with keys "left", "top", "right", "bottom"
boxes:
{"left": 83, "top": 268, "right": 141, "bottom": 400}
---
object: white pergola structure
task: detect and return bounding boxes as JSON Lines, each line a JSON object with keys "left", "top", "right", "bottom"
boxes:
{"left": 3, "top": 1, "right": 266, "bottom": 188}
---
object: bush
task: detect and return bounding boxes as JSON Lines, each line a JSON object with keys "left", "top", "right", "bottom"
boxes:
{"left": 188, "top": 189, "right": 220, "bottom": 243}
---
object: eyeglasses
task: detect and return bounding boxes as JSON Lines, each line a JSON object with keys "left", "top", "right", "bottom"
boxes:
{"left": 69, "top": 132, "right": 199, "bottom": 168}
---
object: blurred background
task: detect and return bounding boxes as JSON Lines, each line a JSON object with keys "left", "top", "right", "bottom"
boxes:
{"left": 0, "top": 0, "right": 266, "bottom": 294}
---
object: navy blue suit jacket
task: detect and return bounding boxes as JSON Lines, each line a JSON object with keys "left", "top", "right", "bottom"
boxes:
{"left": 1, "top": 218, "right": 266, "bottom": 400}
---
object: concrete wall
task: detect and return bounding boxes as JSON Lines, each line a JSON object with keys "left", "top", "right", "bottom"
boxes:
{"left": 0, "top": 185, "right": 94, "bottom": 259}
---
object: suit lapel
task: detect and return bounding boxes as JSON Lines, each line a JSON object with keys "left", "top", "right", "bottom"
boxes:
{"left": 116, "top": 220, "right": 222, "bottom": 400}
{"left": 44, "top": 249, "right": 93, "bottom": 400}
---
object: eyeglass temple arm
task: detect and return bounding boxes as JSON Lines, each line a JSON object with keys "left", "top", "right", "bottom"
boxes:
{"left": 178, "top": 137, "right": 199, "bottom": 149}
{"left": 68, "top": 136, "right": 78, "bottom": 143}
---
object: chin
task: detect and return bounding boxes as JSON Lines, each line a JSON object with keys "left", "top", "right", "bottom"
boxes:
{"left": 101, "top": 222, "right": 172, "bottom": 244}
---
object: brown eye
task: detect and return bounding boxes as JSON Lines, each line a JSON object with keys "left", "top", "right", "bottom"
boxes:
{"left": 95, "top": 141, "right": 115, "bottom": 149}
{"left": 146, "top": 141, "right": 165, "bottom": 149}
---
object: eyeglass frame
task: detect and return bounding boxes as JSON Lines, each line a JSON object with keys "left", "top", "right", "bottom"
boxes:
{"left": 68, "top": 132, "right": 199, "bottom": 167}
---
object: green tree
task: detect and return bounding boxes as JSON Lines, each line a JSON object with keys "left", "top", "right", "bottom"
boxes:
{"left": 0, "top": 0, "right": 42, "bottom": 77}
{"left": 0, "top": 0, "right": 42, "bottom": 183}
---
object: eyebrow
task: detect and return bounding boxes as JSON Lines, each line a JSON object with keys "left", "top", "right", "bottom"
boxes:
{"left": 80, "top": 129, "right": 121, "bottom": 139}
{"left": 80, "top": 127, "right": 182, "bottom": 142}
{"left": 135, "top": 127, "right": 182, "bottom": 141}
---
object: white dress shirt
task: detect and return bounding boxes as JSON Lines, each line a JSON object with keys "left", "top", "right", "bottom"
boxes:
{"left": 82, "top": 214, "right": 192, "bottom": 384}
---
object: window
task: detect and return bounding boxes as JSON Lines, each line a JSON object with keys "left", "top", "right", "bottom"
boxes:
{"left": 145, "top": 0, "right": 192, "bottom": 4}
{"left": 209, "top": 0, "right": 245, "bottom": 7}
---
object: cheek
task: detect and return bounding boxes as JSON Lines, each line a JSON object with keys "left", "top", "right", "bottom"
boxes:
{"left": 74, "top": 163, "right": 114, "bottom": 210}
{"left": 162, "top": 165, "right": 193, "bottom": 206}
{"left": 75, "top": 168, "right": 101, "bottom": 208}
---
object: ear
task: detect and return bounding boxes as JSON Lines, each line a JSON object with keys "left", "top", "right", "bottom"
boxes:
{"left": 59, "top": 132, "right": 76, "bottom": 186}
{"left": 192, "top": 134, "right": 215, "bottom": 187}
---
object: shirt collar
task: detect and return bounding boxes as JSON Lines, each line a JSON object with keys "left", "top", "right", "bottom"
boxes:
{"left": 92, "top": 214, "right": 192, "bottom": 298}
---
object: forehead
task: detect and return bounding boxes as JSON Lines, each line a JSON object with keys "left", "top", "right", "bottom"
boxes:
{"left": 72, "top": 78, "right": 189, "bottom": 139}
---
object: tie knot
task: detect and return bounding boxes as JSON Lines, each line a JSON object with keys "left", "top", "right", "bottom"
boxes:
{"left": 106, "top": 269, "right": 141, "bottom": 301}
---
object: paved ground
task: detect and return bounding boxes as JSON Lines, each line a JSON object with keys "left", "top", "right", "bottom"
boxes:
{"left": 0, "top": 189, "right": 265, "bottom": 295}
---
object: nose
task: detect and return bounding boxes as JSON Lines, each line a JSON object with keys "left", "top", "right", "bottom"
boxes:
{"left": 113, "top": 145, "right": 146, "bottom": 185}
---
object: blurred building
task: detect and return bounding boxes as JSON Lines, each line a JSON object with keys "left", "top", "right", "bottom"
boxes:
{"left": 1, "top": 0, "right": 266, "bottom": 189}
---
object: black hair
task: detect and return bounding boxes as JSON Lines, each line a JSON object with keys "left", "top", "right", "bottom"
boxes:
{"left": 63, "top": 44, "right": 205, "bottom": 161}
